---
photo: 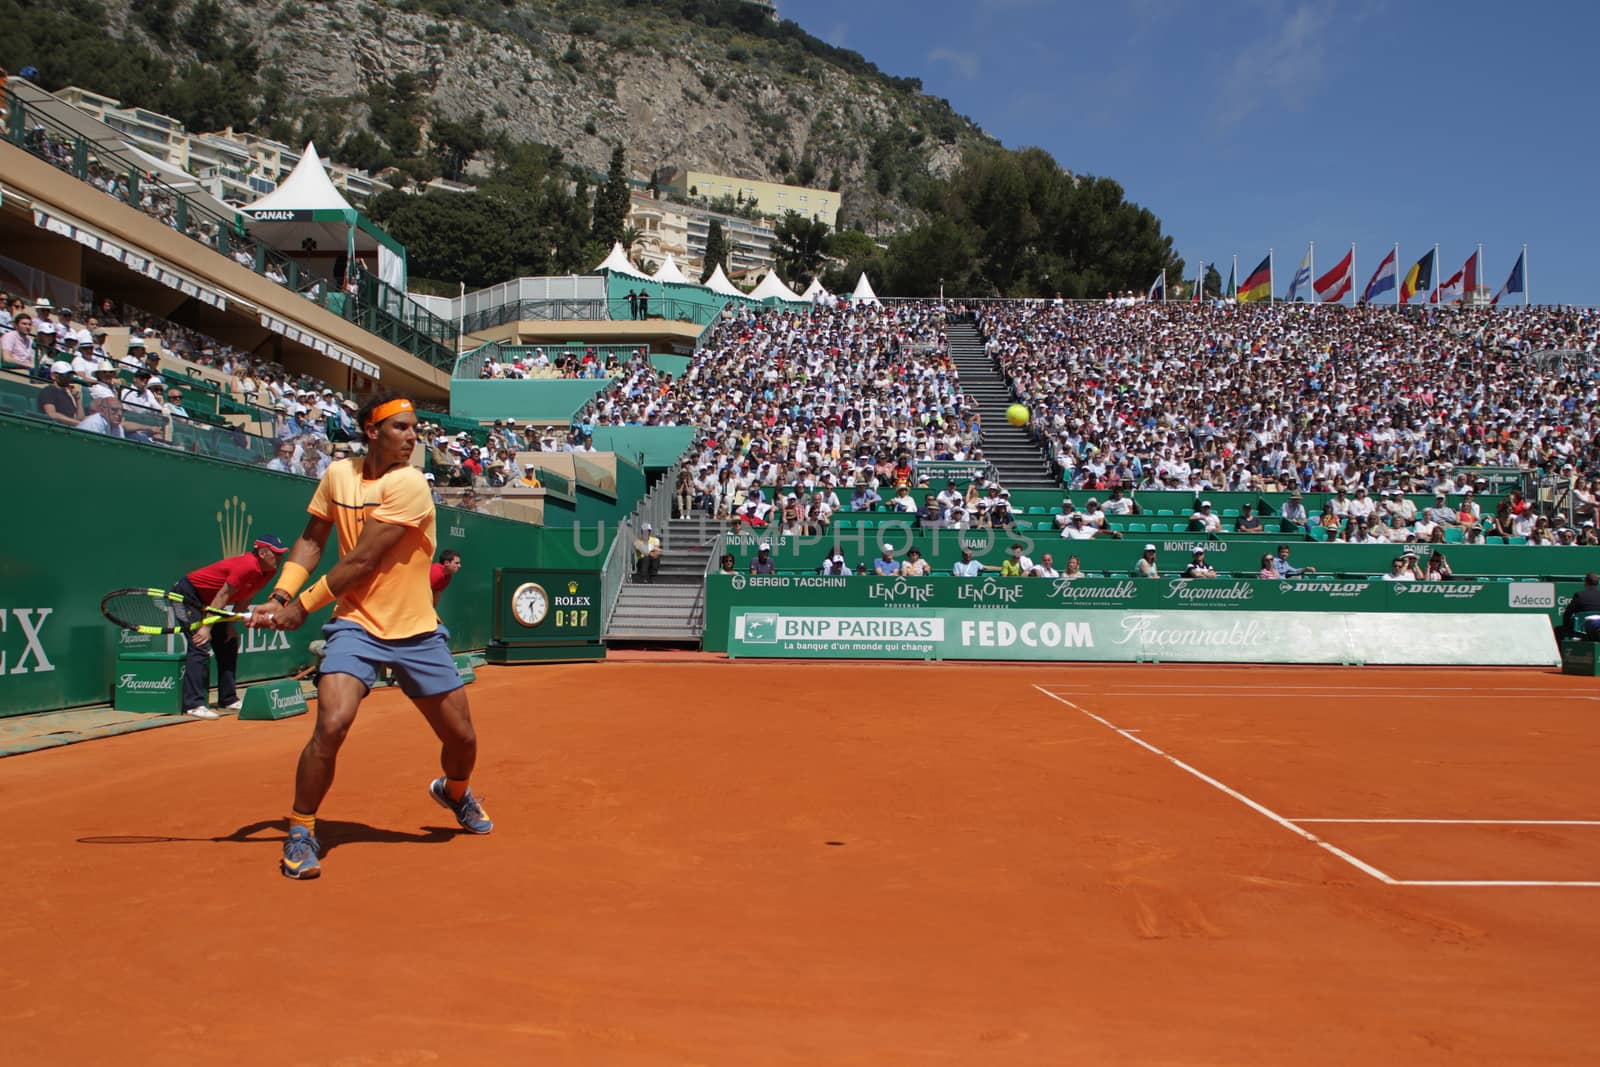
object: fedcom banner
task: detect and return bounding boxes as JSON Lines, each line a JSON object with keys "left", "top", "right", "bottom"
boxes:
{"left": 726, "top": 608, "right": 1558, "bottom": 666}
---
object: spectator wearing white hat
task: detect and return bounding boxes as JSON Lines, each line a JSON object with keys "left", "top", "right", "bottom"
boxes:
{"left": 118, "top": 334, "right": 147, "bottom": 373}
{"left": 1133, "top": 543, "right": 1160, "bottom": 579}
{"left": 1190, "top": 500, "right": 1222, "bottom": 534}
{"left": 69, "top": 333, "right": 99, "bottom": 379}
{"left": 29, "top": 320, "right": 58, "bottom": 378}
{"left": 37, "top": 360, "right": 80, "bottom": 426}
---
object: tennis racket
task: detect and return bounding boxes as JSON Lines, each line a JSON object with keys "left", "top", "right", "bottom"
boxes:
{"left": 100, "top": 588, "right": 253, "bottom": 635}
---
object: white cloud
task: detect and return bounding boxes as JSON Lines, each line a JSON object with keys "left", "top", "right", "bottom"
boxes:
{"left": 1213, "top": 3, "right": 1334, "bottom": 129}
{"left": 927, "top": 47, "right": 981, "bottom": 81}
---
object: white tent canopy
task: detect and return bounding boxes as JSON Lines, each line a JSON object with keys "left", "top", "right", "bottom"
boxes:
{"left": 749, "top": 269, "right": 804, "bottom": 303}
{"left": 850, "top": 272, "right": 880, "bottom": 306}
{"left": 242, "top": 142, "right": 355, "bottom": 213}
{"left": 595, "top": 241, "right": 649, "bottom": 279}
{"left": 801, "top": 276, "right": 834, "bottom": 306}
{"left": 703, "top": 263, "right": 745, "bottom": 298}
{"left": 241, "top": 143, "right": 407, "bottom": 290}
{"left": 652, "top": 253, "right": 689, "bottom": 285}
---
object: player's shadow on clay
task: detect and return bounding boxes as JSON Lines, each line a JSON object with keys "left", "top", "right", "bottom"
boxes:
{"left": 79, "top": 819, "right": 459, "bottom": 855}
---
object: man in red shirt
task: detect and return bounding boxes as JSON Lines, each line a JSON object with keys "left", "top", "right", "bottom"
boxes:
{"left": 175, "top": 535, "right": 288, "bottom": 718}
{"left": 429, "top": 549, "right": 461, "bottom": 606}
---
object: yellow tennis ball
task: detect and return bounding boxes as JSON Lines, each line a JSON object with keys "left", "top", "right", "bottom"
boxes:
{"left": 1006, "top": 404, "right": 1030, "bottom": 427}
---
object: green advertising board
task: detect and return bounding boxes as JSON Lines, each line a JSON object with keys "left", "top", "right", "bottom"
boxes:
{"left": 487, "top": 568, "right": 606, "bottom": 663}
{"left": 703, "top": 573, "right": 1578, "bottom": 653}
{"left": 725, "top": 606, "right": 1558, "bottom": 666}
{"left": 0, "top": 413, "right": 610, "bottom": 716}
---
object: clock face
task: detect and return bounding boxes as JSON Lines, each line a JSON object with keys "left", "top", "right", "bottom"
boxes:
{"left": 511, "top": 582, "right": 549, "bottom": 627}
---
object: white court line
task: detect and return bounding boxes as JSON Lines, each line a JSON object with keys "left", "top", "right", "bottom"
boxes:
{"left": 1292, "top": 825, "right": 1600, "bottom": 831}
{"left": 1032, "top": 685, "right": 1397, "bottom": 885}
{"left": 1393, "top": 880, "right": 1600, "bottom": 888}
{"left": 1068, "top": 692, "right": 1600, "bottom": 700}
{"left": 1036, "top": 687, "right": 1587, "bottom": 697}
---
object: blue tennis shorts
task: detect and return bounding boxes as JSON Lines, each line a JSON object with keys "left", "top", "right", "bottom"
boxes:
{"left": 319, "top": 620, "right": 462, "bottom": 698}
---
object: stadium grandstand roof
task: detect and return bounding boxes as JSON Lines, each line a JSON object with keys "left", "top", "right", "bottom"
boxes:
{"left": 703, "top": 263, "right": 745, "bottom": 298}
{"left": 748, "top": 269, "right": 803, "bottom": 303}
{"left": 850, "top": 271, "right": 880, "bottom": 306}
{"left": 652, "top": 253, "right": 690, "bottom": 285}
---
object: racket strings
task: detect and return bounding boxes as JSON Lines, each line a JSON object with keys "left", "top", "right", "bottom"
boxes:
{"left": 101, "top": 591, "right": 201, "bottom": 631}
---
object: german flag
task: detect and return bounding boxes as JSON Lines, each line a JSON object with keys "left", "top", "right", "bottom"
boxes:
{"left": 1237, "top": 254, "right": 1272, "bottom": 303}
{"left": 1400, "top": 248, "right": 1436, "bottom": 304}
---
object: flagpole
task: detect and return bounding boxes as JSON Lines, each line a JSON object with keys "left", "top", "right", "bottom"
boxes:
{"left": 1476, "top": 243, "right": 1483, "bottom": 305}
{"left": 1393, "top": 243, "right": 1400, "bottom": 307}
{"left": 1432, "top": 243, "right": 1440, "bottom": 303}
{"left": 1349, "top": 243, "right": 1356, "bottom": 306}
{"left": 1523, "top": 243, "right": 1529, "bottom": 306}
{"left": 1232, "top": 255, "right": 1238, "bottom": 301}
{"left": 1308, "top": 241, "right": 1315, "bottom": 305}
{"left": 1268, "top": 248, "right": 1274, "bottom": 305}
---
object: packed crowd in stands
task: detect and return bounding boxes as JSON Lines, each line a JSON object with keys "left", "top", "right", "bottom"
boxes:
{"left": 975, "top": 301, "right": 1600, "bottom": 540}
{"left": 479, "top": 346, "right": 640, "bottom": 379}
{"left": 0, "top": 289, "right": 374, "bottom": 468}
{"left": 578, "top": 302, "right": 977, "bottom": 490}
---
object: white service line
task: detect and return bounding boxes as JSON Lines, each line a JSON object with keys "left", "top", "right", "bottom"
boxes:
{"left": 1032, "top": 685, "right": 1397, "bottom": 886}
{"left": 1292, "top": 825, "right": 1600, "bottom": 831}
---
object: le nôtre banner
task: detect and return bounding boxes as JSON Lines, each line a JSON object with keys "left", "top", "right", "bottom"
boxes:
{"left": 725, "top": 607, "right": 1559, "bottom": 666}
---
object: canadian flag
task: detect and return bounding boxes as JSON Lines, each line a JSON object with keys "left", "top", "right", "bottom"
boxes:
{"left": 1313, "top": 248, "right": 1354, "bottom": 302}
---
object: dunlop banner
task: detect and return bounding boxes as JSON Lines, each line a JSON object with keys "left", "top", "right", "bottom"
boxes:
{"left": 725, "top": 607, "right": 1559, "bottom": 666}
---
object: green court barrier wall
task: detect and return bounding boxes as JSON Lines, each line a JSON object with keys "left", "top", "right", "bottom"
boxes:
{"left": 582, "top": 427, "right": 696, "bottom": 469}
{"left": 719, "top": 528, "right": 1600, "bottom": 579}
{"left": 0, "top": 414, "right": 610, "bottom": 716}
{"left": 702, "top": 574, "right": 1580, "bottom": 653}
{"left": 648, "top": 354, "right": 691, "bottom": 378}
{"left": 449, "top": 378, "right": 609, "bottom": 422}
{"left": 723, "top": 606, "right": 1559, "bottom": 666}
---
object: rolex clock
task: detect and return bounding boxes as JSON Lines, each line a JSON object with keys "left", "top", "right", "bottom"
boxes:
{"left": 510, "top": 581, "right": 549, "bottom": 627}
{"left": 489, "top": 569, "right": 606, "bottom": 662}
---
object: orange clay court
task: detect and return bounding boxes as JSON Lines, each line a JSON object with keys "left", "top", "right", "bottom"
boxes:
{"left": 5, "top": 661, "right": 1600, "bottom": 1065}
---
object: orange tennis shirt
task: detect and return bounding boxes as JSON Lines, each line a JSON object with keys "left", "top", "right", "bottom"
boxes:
{"left": 308, "top": 458, "right": 438, "bottom": 640}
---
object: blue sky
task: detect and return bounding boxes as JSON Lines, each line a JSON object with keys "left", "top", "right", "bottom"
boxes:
{"left": 788, "top": 0, "right": 1595, "bottom": 305}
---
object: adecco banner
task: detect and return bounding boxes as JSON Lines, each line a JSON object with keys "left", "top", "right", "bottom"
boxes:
{"left": 725, "top": 607, "right": 1559, "bottom": 666}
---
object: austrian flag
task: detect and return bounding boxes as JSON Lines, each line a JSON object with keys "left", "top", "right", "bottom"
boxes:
{"left": 1313, "top": 248, "right": 1354, "bottom": 302}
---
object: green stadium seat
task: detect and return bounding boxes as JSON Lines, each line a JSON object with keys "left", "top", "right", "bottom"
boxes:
{"left": 1156, "top": 509, "right": 1176, "bottom": 517}
{"left": 1149, "top": 523, "right": 1169, "bottom": 533}
{"left": 1444, "top": 527, "right": 1464, "bottom": 543}
{"left": 1125, "top": 523, "right": 1146, "bottom": 533}
{"left": 1222, "top": 509, "right": 1240, "bottom": 518}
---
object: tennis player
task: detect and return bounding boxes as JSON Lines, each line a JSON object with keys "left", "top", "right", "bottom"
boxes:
{"left": 256, "top": 392, "right": 492, "bottom": 881}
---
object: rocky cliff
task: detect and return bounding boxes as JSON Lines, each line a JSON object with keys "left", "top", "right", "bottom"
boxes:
{"left": 95, "top": 0, "right": 995, "bottom": 230}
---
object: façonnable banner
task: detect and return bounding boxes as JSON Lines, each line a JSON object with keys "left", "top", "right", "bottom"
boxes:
{"left": 725, "top": 606, "right": 1559, "bottom": 666}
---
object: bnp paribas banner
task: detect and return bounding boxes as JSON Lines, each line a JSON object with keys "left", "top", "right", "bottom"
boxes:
{"left": 725, "top": 607, "right": 1559, "bottom": 666}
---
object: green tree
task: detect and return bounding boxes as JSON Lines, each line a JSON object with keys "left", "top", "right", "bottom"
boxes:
{"left": 590, "top": 143, "right": 630, "bottom": 245}
{"left": 700, "top": 219, "right": 729, "bottom": 282}
{"left": 772, "top": 210, "right": 829, "bottom": 287}
{"left": 430, "top": 110, "right": 489, "bottom": 182}
{"left": 1204, "top": 264, "right": 1223, "bottom": 299}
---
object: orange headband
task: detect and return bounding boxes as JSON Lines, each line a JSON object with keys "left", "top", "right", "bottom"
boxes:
{"left": 365, "top": 398, "right": 414, "bottom": 429}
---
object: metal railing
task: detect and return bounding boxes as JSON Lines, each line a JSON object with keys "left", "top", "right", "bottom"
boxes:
{"left": 598, "top": 521, "right": 632, "bottom": 634}
{"left": 461, "top": 299, "right": 609, "bottom": 332}
{"left": 3, "top": 86, "right": 456, "bottom": 369}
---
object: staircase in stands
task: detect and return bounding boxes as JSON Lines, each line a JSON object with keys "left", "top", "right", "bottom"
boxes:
{"left": 946, "top": 318, "right": 1060, "bottom": 489}
{"left": 603, "top": 516, "right": 717, "bottom": 647}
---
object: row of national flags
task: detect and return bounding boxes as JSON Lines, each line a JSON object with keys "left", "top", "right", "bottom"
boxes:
{"left": 1152, "top": 246, "right": 1529, "bottom": 306}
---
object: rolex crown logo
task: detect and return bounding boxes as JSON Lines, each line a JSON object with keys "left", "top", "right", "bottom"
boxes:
{"left": 567, "top": 581, "right": 579, "bottom": 594}
{"left": 218, "top": 496, "right": 252, "bottom": 556}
